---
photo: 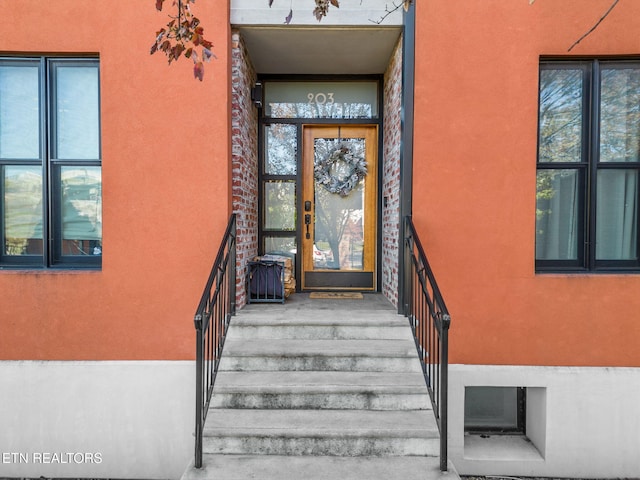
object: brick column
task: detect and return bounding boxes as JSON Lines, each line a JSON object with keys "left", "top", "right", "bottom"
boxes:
{"left": 382, "top": 36, "right": 403, "bottom": 307}
{"left": 231, "top": 30, "right": 259, "bottom": 308}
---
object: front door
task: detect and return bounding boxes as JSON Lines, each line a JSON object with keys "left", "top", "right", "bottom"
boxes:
{"left": 301, "top": 125, "right": 378, "bottom": 290}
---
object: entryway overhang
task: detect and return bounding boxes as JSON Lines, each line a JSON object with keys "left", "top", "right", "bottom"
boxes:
{"left": 231, "top": 0, "right": 403, "bottom": 74}
{"left": 236, "top": 26, "right": 402, "bottom": 75}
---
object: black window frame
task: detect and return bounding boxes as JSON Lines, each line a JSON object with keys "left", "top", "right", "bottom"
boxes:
{"left": 0, "top": 56, "right": 101, "bottom": 270}
{"left": 536, "top": 59, "right": 640, "bottom": 273}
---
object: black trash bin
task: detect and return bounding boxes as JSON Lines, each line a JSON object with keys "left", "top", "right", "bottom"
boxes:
{"left": 246, "top": 260, "right": 285, "bottom": 304}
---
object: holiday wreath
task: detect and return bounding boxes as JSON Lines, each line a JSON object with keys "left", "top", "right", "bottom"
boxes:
{"left": 314, "top": 144, "right": 367, "bottom": 197}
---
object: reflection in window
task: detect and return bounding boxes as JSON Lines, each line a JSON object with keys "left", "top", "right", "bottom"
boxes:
{"left": 265, "top": 124, "right": 297, "bottom": 175}
{"left": 3, "top": 166, "right": 43, "bottom": 255}
{"left": 61, "top": 167, "right": 102, "bottom": 256}
{"left": 538, "top": 69, "right": 583, "bottom": 164}
{"left": 600, "top": 68, "right": 640, "bottom": 163}
{"left": 313, "top": 138, "right": 365, "bottom": 270}
{"left": 264, "top": 81, "right": 378, "bottom": 119}
{"left": 269, "top": 102, "right": 373, "bottom": 119}
{"left": 264, "top": 181, "right": 296, "bottom": 231}
{"left": 264, "top": 236, "right": 296, "bottom": 256}
{"left": 535, "top": 169, "right": 579, "bottom": 261}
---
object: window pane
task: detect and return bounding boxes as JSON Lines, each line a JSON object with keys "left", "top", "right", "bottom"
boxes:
{"left": 536, "top": 169, "right": 580, "bottom": 260}
{"left": 3, "top": 166, "right": 43, "bottom": 255}
{"left": 61, "top": 166, "right": 102, "bottom": 256}
{"left": 265, "top": 124, "right": 297, "bottom": 175}
{"left": 596, "top": 169, "right": 638, "bottom": 260}
{"left": 465, "top": 387, "right": 521, "bottom": 431}
{"left": 264, "top": 181, "right": 295, "bottom": 230}
{"left": 600, "top": 67, "right": 640, "bottom": 163}
{"left": 55, "top": 65, "right": 100, "bottom": 160}
{"left": 265, "top": 81, "right": 377, "bottom": 119}
{"left": 313, "top": 138, "right": 366, "bottom": 271}
{"left": 264, "top": 236, "right": 296, "bottom": 256}
{"left": 538, "top": 69, "right": 583, "bottom": 163}
{"left": 0, "top": 65, "right": 40, "bottom": 159}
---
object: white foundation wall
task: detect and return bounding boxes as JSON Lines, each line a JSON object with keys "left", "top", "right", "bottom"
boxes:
{"left": 449, "top": 364, "right": 640, "bottom": 478}
{"left": 0, "top": 361, "right": 194, "bottom": 479}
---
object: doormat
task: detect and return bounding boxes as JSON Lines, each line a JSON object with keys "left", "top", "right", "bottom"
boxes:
{"left": 309, "top": 292, "right": 363, "bottom": 299}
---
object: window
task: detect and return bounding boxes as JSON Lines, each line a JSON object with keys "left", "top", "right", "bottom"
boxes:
{"left": 261, "top": 123, "right": 297, "bottom": 257}
{"left": 0, "top": 57, "right": 101, "bottom": 268}
{"left": 464, "top": 386, "right": 526, "bottom": 434}
{"left": 537, "top": 60, "right": 640, "bottom": 272}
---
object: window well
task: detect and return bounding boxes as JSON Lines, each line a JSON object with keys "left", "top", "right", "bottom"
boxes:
{"left": 463, "top": 386, "right": 546, "bottom": 462}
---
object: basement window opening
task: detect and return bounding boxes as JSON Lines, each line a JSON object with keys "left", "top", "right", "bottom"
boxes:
{"left": 462, "top": 386, "right": 546, "bottom": 461}
{"left": 464, "top": 386, "right": 526, "bottom": 436}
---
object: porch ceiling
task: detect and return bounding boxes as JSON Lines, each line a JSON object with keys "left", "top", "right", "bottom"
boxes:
{"left": 237, "top": 26, "right": 402, "bottom": 75}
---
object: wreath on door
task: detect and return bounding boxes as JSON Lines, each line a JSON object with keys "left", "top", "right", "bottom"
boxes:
{"left": 314, "top": 144, "right": 367, "bottom": 197}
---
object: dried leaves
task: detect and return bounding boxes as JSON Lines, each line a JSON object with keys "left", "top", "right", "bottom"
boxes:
{"left": 312, "top": 0, "right": 340, "bottom": 22}
{"left": 150, "top": 0, "right": 215, "bottom": 81}
{"left": 152, "top": 0, "right": 414, "bottom": 80}
{"left": 275, "top": 0, "right": 340, "bottom": 25}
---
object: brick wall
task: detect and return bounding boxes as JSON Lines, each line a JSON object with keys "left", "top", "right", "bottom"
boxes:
{"left": 381, "top": 36, "right": 403, "bottom": 307}
{"left": 232, "top": 30, "right": 401, "bottom": 306}
{"left": 231, "top": 30, "right": 258, "bottom": 308}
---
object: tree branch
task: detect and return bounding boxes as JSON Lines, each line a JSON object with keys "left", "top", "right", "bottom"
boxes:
{"left": 369, "top": 0, "right": 412, "bottom": 25}
{"left": 567, "top": 0, "right": 620, "bottom": 52}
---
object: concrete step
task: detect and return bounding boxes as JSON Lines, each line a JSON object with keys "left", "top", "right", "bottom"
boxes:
{"left": 182, "top": 455, "right": 457, "bottom": 480}
{"left": 210, "top": 371, "right": 431, "bottom": 410}
{"left": 202, "top": 409, "right": 440, "bottom": 457}
{"left": 227, "top": 310, "right": 412, "bottom": 340}
{"left": 219, "top": 339, "right": 423, "bottom": 372}
{"left": 179, "top": 294, "right": 458, "bottom": 480}
{"left": 226, "top": 320, "right": 413, "bottom": 340}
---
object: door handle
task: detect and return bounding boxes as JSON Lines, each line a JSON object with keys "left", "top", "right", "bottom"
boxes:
{"left": 304, "top": 214, "right": 311, "bottom": 239}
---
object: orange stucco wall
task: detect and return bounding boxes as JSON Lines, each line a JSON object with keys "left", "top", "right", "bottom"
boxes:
{"left": 414, "top": 0, "right": 640, "bottom": 367}
{"left": 2, "top": 1, "right": 639, "bottom": 368}
{"left": 0, "top": 2, "right": 231, "bottom": 360}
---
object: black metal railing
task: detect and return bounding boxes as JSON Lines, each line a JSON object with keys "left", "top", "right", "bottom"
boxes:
{"left": 403, "top": 216, "right": 451, "bottom": 472}
{"left": 193, "top": 213, "right": 237, "bottom": 468}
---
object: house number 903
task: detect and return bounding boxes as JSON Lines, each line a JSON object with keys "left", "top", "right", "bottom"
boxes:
{"left": 308, "top": 92, "right": 335, "bottom": 105}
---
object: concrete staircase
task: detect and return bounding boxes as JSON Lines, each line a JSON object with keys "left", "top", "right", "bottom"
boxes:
{"left": 181, "top": 294, "right": 458, "bottom": 480}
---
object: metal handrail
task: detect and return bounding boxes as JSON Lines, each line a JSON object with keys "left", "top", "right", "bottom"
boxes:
{"left": 403, "top": 215, "right": 451, "bottom": 472}
{"left": 193, "top": 213, "right": 237, "bottom": 468}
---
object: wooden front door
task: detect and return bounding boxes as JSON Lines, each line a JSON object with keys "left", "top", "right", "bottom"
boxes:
{"left": 301, "top": 125, "right": 378, "bottom": 290}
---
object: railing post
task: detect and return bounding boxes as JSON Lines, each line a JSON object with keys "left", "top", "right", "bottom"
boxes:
{"left": 440, "top": 313, "right": 451, "bottom": 472}
{"left": 401, "top": 215, "right": 413, "bottom": 317}
{"left": 194, "top": 316, "right": 203, "bottom": 469}
{"left": 229, "top": 214, "right": 237, "bottom": 316}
